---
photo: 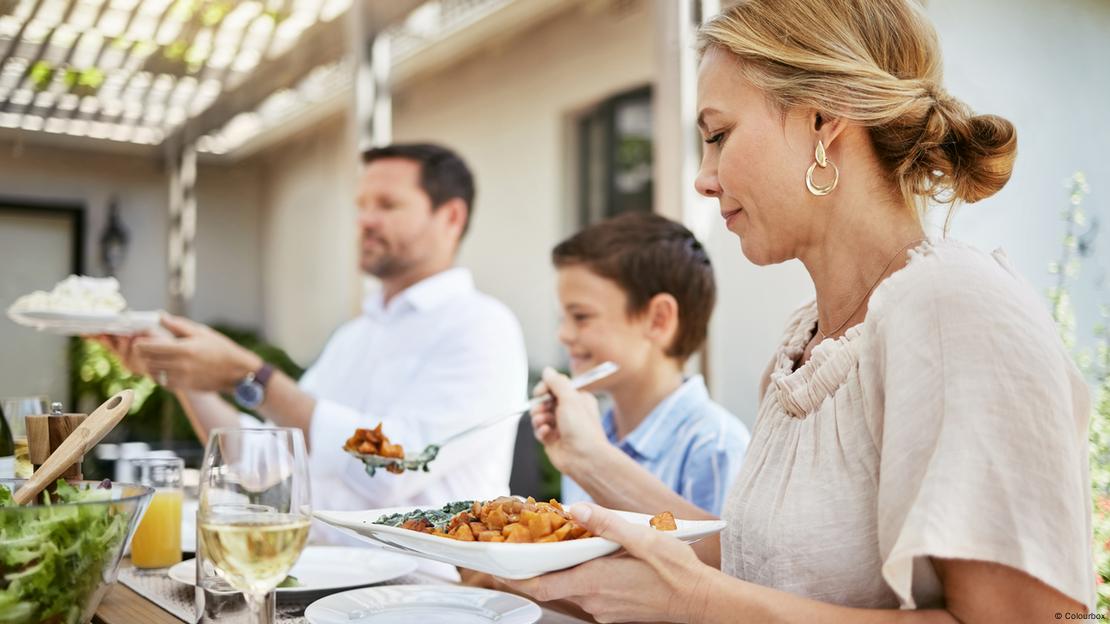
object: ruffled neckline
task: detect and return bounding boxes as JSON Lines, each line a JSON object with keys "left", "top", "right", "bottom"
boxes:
{"left": 769, "top": 240, "right": 936, "bottom": 418}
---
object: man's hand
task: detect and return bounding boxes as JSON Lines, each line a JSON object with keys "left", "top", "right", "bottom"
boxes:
{"left": 134, "top": 314, "right": 262, "bottom": 392}
{"left": 95, "top": 332, "right": 157, "bottom": 377}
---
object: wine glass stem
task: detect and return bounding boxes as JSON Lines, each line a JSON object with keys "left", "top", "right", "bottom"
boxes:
{"left": 244, "top": 591, "right": 274, "bottom": 624}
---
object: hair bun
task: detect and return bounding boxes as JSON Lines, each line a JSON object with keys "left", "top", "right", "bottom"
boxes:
{"left": 907, "top": 93, "right": 1017, "bottom": 204}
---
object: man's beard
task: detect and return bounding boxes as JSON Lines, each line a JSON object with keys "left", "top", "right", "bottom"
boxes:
{"left": 360, "top": 246, "right": 412, "bottom": 279}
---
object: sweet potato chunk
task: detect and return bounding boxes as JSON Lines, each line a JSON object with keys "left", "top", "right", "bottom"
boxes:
{"left": 344, "top": 423, "right": 405, "bottom": 459}
{"left": 650, "top": 511, "right": 677, "bottom": 531}
{"left": 527, "top": 513, "right": 554, "bottom": 540}
{"left": 485, "top": 506, "right": 509, "bottom": 530}
{"left": 396, "top": 496, "right": 599, "bottom": 543}
{"left": 504, "top": 524, "right": 532, "bottom": 543}
{"left": 452, "top": 523, "right": 475, "bottom": 541}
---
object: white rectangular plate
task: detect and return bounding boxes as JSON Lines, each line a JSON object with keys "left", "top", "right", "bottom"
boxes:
{"left": 313, "top": 505, "right": 725, "bottom": 580}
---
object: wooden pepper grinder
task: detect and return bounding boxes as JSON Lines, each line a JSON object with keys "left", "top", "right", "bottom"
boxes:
{"left": 26, "top": 402, "right": 88, "bottom": 480}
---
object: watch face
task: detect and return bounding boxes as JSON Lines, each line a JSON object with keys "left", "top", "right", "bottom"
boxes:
{"left": 235, "top": 381, "right": 264, "bottom": 409}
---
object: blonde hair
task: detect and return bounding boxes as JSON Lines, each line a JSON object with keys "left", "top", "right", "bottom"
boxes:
{"left": 698, "top": 0, "right": 1017, "bottom": 214}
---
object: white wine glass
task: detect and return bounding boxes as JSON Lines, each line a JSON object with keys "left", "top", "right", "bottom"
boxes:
{"left": 197, "top": 427, "right": 311, "bottom": 624}
{"left": 1, "top": 396, "right": 48, "bottom": 478}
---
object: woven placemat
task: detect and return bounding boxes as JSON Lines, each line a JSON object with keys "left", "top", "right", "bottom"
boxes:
{"left": 116, "top": 562, "right": 587, "bottom": 623}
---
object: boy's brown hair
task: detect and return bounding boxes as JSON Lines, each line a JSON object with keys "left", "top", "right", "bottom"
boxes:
{"left": 552, "top": 212, "right": 715, "bottom": 361}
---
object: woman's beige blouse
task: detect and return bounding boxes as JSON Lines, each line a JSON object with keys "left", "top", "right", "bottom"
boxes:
{"left": 721, "top": 239, "right": 1095, "bottom": 610}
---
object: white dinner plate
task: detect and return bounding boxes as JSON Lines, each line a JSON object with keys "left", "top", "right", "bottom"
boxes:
{"left": 7, "top": 308, "right": 160, "bottom": 335}
{"left": 305, "top": 585, "right": 541, "bottom": 624}
{"left": 167, "top": 546, "right": 419, "bottom": 594}
{"left": 313, "top": 504, "right": 726, "bottom": 580}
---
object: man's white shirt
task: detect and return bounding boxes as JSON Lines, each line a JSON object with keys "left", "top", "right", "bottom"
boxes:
{"left": 289, "top": 268, "right": 527, "bottom": 543}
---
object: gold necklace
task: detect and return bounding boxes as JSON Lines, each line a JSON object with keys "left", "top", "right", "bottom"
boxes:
{"left": 816, "top": 238, "right": 926, "bottom": 341}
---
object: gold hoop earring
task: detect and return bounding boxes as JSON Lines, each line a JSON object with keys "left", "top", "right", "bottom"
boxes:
{"left": 805, "top": 140, "right": 839, "bottom": 196}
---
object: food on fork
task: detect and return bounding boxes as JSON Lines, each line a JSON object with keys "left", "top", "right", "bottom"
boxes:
{"left": 343, "top": 423, "right": 405, "bottom": 474}
{"left": 378, "top": 497, "right": 679, "bottom": 543}
{"left": 9, "top": 275, "right": 127, "bottom": 314}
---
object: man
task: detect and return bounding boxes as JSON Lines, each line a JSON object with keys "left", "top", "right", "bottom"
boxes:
{"left": 107, "top": 143, "right": 528, "bottom": 543}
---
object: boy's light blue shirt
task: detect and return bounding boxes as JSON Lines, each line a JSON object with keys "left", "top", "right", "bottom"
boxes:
{"left": 560, "top": 375, "right": 750, "bottom": 515}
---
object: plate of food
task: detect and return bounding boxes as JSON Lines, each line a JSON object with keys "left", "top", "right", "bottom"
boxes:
{"left": 6, "top": 275, "right": 159, "bottom": 335}
{"left": 167, "top": 546, "right": 419, "bottom": 594}
{"left": 313, "top": 496, "right": 725, "bottom": 580}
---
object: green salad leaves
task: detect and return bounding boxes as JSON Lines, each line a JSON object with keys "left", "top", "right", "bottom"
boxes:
{"left": 0, "top": 480, "right": 130, "bottom": 624}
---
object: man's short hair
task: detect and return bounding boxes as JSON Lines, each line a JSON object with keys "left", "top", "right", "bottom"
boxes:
{"left": 362, "top": 143, "right": 476, "bottom": 237}
{"left": 552, "top": 212, "right": 716, "bottom": 361}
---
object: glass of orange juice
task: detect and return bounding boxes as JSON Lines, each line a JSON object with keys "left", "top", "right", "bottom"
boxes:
{"left": 131, "top": 456, "right": 185, "bottom": 569}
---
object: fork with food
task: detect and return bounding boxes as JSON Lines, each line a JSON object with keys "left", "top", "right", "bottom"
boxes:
{"left": 344, "top": 361, "right": 618, "bottom": 476}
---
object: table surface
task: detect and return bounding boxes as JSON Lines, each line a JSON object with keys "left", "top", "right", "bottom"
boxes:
{"left": 93, "top": 564, "right": 593, "bottom": 624}
{"left": 94, "top": 584, "right": 179, "bottom": 624}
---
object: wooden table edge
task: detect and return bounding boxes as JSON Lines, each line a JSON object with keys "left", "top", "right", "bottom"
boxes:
{"left": 94, "top": 583, "right": 184, "bottom": 624}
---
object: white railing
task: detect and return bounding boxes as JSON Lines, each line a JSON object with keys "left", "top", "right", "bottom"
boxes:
{"left": 387, "top": 0, "right": 515, "bottom": 62}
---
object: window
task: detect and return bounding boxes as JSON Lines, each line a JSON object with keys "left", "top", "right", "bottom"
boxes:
{"left": 577, "top": 86, "right": 653, "bottom": 225}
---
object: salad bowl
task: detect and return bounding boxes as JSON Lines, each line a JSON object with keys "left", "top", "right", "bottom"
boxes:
{"left": 0, "top": 479, "right": 153, "bottom": 624}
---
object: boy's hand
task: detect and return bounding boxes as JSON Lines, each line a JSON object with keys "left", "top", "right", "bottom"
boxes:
{"left": 530, "top": 367, "right": 609, "bottom": 472}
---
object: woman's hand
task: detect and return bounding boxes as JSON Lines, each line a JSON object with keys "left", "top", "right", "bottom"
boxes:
{"left": 530, "top": 367, "right": 611, "bottom": 473}
{"left": 503, "top": 503, "right": 716, "bottom": 623}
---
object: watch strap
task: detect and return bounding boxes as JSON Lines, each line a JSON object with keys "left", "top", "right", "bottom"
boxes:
{"left": 254, "top": 363, "right": 275, "bottom": 387}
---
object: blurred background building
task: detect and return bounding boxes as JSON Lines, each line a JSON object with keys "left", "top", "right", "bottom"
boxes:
{"left": 0, "top": 0, "right": 1107, "bottom": 440}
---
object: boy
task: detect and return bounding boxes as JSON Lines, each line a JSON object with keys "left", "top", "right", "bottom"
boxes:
{"left": 538, "top": 212, "right": 749, "bottom": 514}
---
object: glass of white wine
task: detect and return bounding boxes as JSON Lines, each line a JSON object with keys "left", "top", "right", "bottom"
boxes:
{"left": 197, "top": 428, "right": 311, "bottom": 624}
{"left": 1, "top": 396, "right": 48, "bottom": 478}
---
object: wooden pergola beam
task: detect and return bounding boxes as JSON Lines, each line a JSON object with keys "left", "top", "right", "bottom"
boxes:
{"left": 166, "top": 0, "right": 427, "bottom": 148}
{"left": 363, "top": 0, "right": 426, "bottom": 33}
{"left": 165, "top": 11, "right": 350, "bottom": 148}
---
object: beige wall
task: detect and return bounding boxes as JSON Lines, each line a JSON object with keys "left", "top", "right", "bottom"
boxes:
{"left": 0, "top": 140, "right": 263, "bottom": 404}
{"left": 927, "top": 0, "right": 1110, "bottom": 349}
{"left": 708, "top": 0, "right": 1110, "bottom": 426}
{"left": 0, "top": 108, "right": 362, "bottom": 375}
{"left": 0, "top": 141, "right": 263, "bottom": 328}
{"left": 386, "top": 0, "right": 1110, "bottom": 430}
{"left": 255, "top": 113, "right": 360, "bottom": 365}
{"left": 392, "top": 0, "right": 658, "bottom": 368}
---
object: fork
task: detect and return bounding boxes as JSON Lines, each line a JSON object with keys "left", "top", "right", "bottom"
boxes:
{"left": 348, "top": 361, "right": 619, "bottom": 475}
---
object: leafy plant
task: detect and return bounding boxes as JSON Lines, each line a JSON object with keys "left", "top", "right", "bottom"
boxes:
{"left": 1049, "top": 172, "right": 1110, "bottom": 610}
{"left": 69, "top": 323, "right": 304, "bottom": 470}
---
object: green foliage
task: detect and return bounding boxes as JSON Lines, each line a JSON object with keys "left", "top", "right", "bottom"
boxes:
{"left": 68, "top": 324, "right": 305, "bottom": 467}
{"left": 527, "top": 368, "right": 563, "bottom": 502}
{"left": 1051, "top": 173, "right": 1110, "bottom": 609}
{"left": 210, "top": 323, "right": 305, "bottom": 384}
{"left": 28, "top": 61, "right": 55, "bottom": 92}
{"left": 201, "top": 1, "right": 235, "bottom": 27}
{"left": 537, "top": 441, "right": 562, "bottom": 503}
{"left": 62, "top": 67, "right": 104, "bottom": 96}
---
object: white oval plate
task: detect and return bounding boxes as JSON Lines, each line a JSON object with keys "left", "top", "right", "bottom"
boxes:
{"left": 313, "top": 505, "right": 726, "bottom": 580}
{"left": 7, "top": 309, "right": 159, "bottom": 336}
{"left": 305, "top": 585, "right": 541, "bottom": 624}
{"left": 168, "top": 546, "right": 418, "bottom": 594}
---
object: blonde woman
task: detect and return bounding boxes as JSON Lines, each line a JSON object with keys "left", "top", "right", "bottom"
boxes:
{"left": 511, "top": 0, "right": 1094, "bottom": 621}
